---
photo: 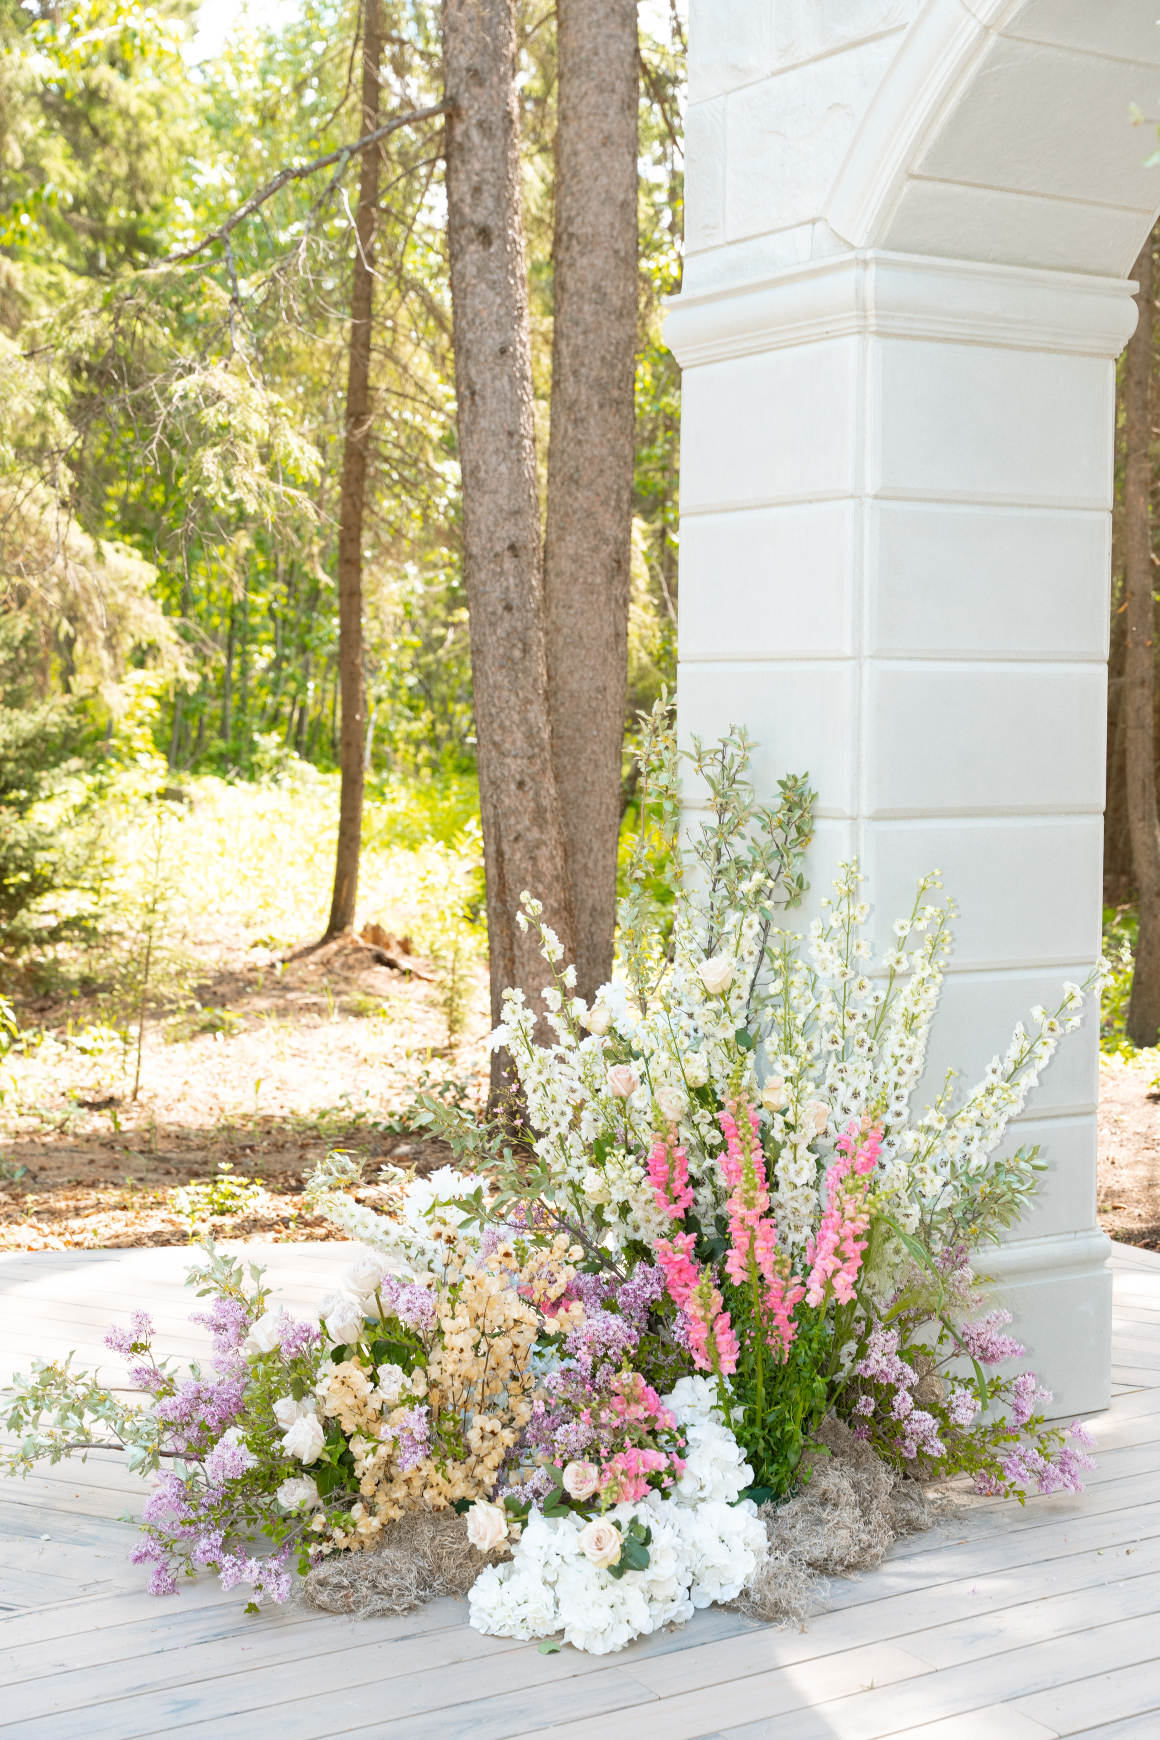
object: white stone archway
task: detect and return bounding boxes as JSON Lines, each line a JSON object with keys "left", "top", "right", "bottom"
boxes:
{"left": 666, "top": 1, "right": 1160, "bottom": 1415}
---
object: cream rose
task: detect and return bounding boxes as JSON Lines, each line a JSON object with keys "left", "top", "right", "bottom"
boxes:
{"left": 698, "top": 955, "right": 733, "bottom": 995}
{"left": 281, "top": 1414, "right": 326, "bottom": 1465}
{"left": 562, "top": 1460, "right": 600, "bottom": 1500}
{"left": 655, "top": 1086, "right": 686, "bottom": 1123}
{"left": 272, "top": 1393, "right": 316, "bottom": 1431}
{"left": 808, "top": 1101, "right": 829, "bottom": 1133}
{"left": 606, "top": 1064, "right": 639, "bottom": 1099}
{"left": 683, "top": 1051, "right": 709, "bottom": 1088}
{"left": 582, "top": 1004, "right": 612, "bottom": 1036}
{"left": 276, "top": 1474, "right": 319, "bottom": 1510}
{"left": 466, "top": 1499, "right": 509, "bottom": 1553}
{"left": 242, "top": 1310, "right": 284, "bottom": 1358}
{"left": 760, "top": 1077, "right": 787, "bottom": 1111}
{"left": 577, "top": 1517, "right": 622, "bottom": 1569}
{"left": 342, "top": 1255, "right": 385, "bottom": 1300}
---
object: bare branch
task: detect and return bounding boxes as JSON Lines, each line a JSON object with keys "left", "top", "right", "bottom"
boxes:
{"left": 153, "top": 102, "right": 453, "bottom": 271}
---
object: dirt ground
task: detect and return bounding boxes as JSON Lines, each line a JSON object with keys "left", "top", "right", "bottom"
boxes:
{"left": 1097, "top": 1056, "right": 1160, "bottom": 1250}
{"left": 0, "top": 929, "right": 490, "bottom": 1252}
{"left": 5, "top": 946, "right": 1157, "bottom": 1254}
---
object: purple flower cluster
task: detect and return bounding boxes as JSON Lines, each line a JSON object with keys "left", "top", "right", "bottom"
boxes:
{"left": 852, "top": 1327, "right": 945, "bottom": 1460}
{"left": 203, "top": 1437, "right": 256, "bottom": 1484}
{"left": 382, "top": 1403, "right": 431, "bottom": 1473}
{"left": 278, "top": 1316, "right": 322, "bottom": 1359}
{"left": 958, "top": 1308, "right": 1024, "bottom": 1368}
{"left": 974, "top": 1419, "right": 1096, "bottom": 1498}
{"left": 153, "top": 1371, "right": 247, "bottom": 1454}
{"left": 188, "top": 1296, "right": 251, "bottom": 1355}
{"left": 562, "top": 1266, "right": 665, "bottom": 1384}
{"left": 377, "top": 1273, "right": 436, "bottom": 1333}
{"left": 104, "top": 1310, "right": 155, "bottom": 1359}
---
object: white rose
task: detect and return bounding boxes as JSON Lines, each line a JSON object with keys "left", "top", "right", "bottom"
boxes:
{"left": 577, "top": 1518, "right": 622, "bottom": 1569}
{"left": 562, "top": 1460, "right": 600, "bottom": 1500}
{"left": 281, "top": 1414, "right": 326, "bottom": 1465}
{"left": 272, "top": 1394, "right": 316, "bottom": 1431}
{"left": 683, "top": 1051, "right": 709, "bottom": 1089}
{"left": 319, "top": 1293, "right": 364, "bottom": 1346}
{"left": 581, "top": 1167, "right": 610, "bottom": 1204}
{"left": 374, "top": 1363, "right": 406, "bottom": 1406}
{"left": 342, "top": 1255, "right": 385, "bottom": 1300}
{"left": 582, "top": 1004, "right": 612, "bottom": 1036}
{"left": 698, "top": 956, "right": 733, "bottom": 995}
{"left": 606, "top": 1064, "right": 639, "bottom": 1099}
{"left": 466, "top": 1499, "right": 509, "bottom": 1553}
{"left": 242, "top": 1310, "right": 284, "bottom": 1358}
{"left": 655, "top": 1086, "right": 686, "bottom": 1123}
{"left": 760, "top": 1077, "right": 787, "bottom": 1111}
{"left": 277, "top": 1475, "right": 319, "bottom": 1510}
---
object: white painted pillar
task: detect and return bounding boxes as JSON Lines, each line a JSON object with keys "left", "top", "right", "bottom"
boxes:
{"left": 666, "top": 103, "right": 1149, "bottom": 1419}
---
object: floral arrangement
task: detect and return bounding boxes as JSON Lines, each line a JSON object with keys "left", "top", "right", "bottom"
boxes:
{"left": 1, "top": 710, "right": 1103, "bottom": 1650}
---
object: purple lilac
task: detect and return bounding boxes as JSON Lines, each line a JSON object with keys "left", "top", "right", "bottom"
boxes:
{"left": 154, "top": 1372, "right": 247, "bottom": 1454}
{"left": 958, "top": 1308, "right": 1024, "bottom": 1368}
{"left": 395, "top": 1285, "right": 436, "bottom": 1332}
{"left": 278, "top": 1317, "right": 321, "bottom": 1360}
{"left": 188, "top": 1296, "right": 251, "bottom": 1355}
{"left": 1008, "top": 1371, "right": 1053, "bottom": 1429}
{"left": 203, "top": 1440, "right": 255, "bottom": 1483}
{"left": 384, "top": 1403, "right": 431, "bottom": 1473}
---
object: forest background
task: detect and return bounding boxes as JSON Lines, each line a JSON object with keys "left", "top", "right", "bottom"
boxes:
{"left": 0, "top": 0, "right": 1156, "bottom": 1253}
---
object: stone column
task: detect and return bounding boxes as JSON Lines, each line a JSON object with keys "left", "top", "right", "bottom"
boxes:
{"left": 666, "top": 249, "right": 1133, "bottom": 1417}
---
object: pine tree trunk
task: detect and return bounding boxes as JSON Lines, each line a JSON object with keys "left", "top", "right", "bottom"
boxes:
{"left": 543, "top": 0, "right": 639, "bottom": 1001}
{"left": 324, "top": 0, "right": 383, "bottom": 937}
{"left": 1124, "top": 233, "right": 1160, "bottom": 1045}
{"left": 443, "top": 0, "right": 575, "bottom": 1074}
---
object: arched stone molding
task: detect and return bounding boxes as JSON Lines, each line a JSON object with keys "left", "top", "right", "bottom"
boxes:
{"left": 668, "top": 1, "right": 1160, "bottom": 1415}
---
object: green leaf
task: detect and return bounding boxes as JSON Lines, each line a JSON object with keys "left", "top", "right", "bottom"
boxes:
{"left": 538, "top": 1638, "right": 563, "bottom": 1655}
{"left": 734, "top": 1027, "right": 755, "bottom": 1051}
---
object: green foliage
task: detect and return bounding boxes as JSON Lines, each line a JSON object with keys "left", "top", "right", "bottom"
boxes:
{"left": 1101, "top": 903, "right": 1138, "bottom": 1056}
{"left": 171, "top": 1162, "right": 262, "bottom": 1232}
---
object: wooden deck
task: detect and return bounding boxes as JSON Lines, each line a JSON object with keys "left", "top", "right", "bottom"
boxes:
{"left": 2, "top": 1238, "right": 1158, "bottom": 1740}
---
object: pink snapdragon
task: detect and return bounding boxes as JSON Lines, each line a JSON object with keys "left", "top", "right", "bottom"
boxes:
{"left": 647, "top": 1131, "right": 694, "bottom": 1220}
{"left": 718, "top": 1098, "right": 804, "bottom": 1359}
{"left": 597, "top": 1445, "right": 678, "bottom": 1504}
{"left": 655, "top": 1233, "right": 739, "bottom": 1376}
{"left": 804, "top": 1120, "right": 881, "bottom": 1310}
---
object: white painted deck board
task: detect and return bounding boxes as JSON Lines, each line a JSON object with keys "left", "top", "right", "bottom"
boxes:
{"left": 2, "top": 1243, "right": 1158, "bottom": 1739}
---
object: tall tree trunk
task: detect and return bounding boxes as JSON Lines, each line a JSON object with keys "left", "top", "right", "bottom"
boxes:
{"left": 443, "top": 0, "right": 575, "bottom": 1074}
{"left": 1125, "top": 232, "right": 1160, "bottom": 1045}
{"left": 324, "top": 0, "right": 383, "bottom": 937}
{"left": 543, "top": 0, "right": 639, "bottom": 1002}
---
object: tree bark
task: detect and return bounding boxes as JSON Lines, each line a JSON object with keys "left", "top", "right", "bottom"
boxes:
{"left": 442, "top": 0, "right": 575, "bottom": 1072}
{"left": 325, "top": 0, "right": 383, "bottom": 937}
{"left": 1124, "top": 233, "right": 1160, "bottom": 1045}
{"left": 543, "top": 0, "right": 639, "bottom": 1002}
